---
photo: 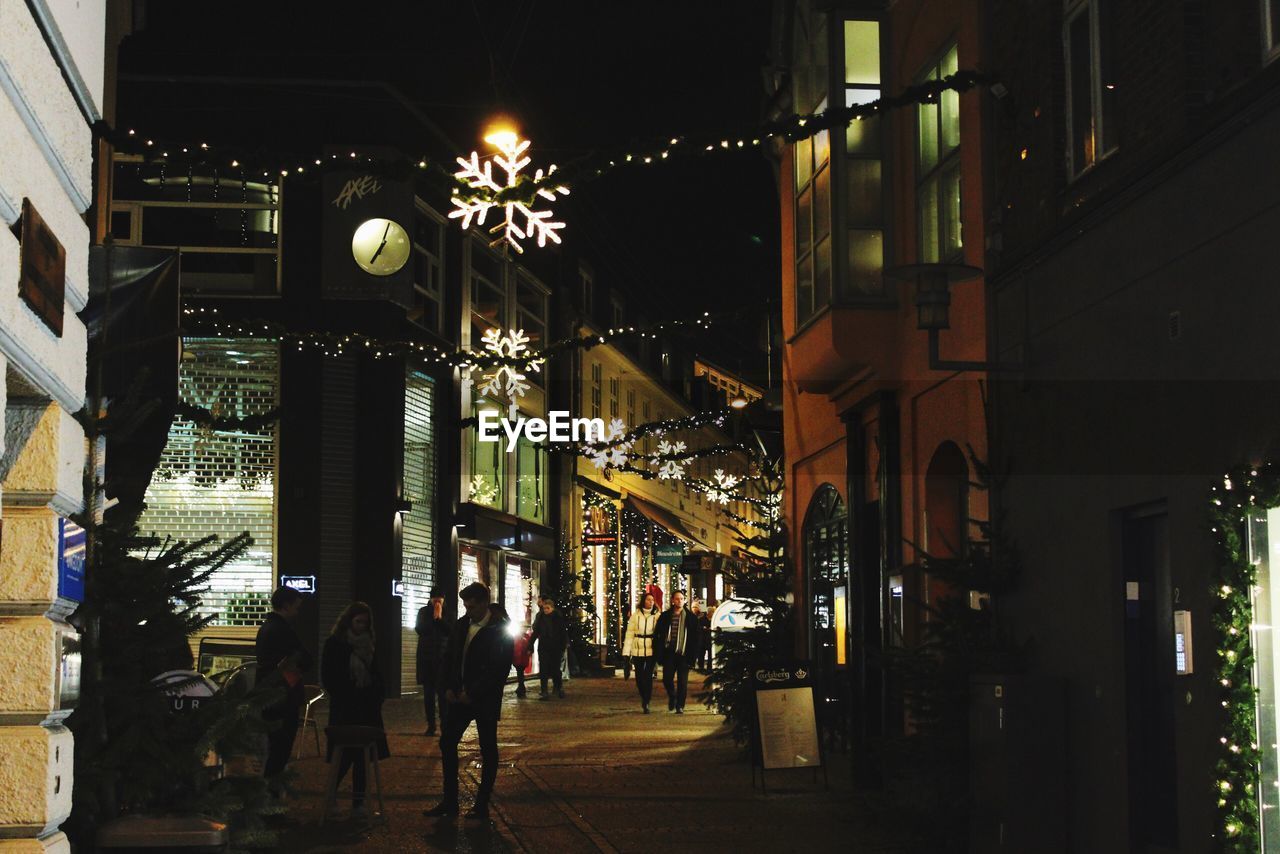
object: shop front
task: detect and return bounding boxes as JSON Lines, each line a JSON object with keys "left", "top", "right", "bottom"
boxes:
{"left": 455, "top": 503, "right": 553, "bottom": 674}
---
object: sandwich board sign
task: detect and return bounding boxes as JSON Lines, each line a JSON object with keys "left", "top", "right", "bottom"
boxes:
{"left": 750, "top": 662, "right": 826, "bottom": 791}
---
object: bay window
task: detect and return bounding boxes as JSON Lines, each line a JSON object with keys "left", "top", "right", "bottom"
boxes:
{"left": 917, "top": 45, "right": 962, "bottom": 263}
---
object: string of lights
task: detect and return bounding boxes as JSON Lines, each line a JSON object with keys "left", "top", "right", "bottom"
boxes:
{"left": 98, "top": 71, "right": 993, "bottom": 207}
{"left": 181, "top": 306, "right": 745, "bottom": 372}
{"left": 1208, "top": 464, "right": 1272, "bottom": 847}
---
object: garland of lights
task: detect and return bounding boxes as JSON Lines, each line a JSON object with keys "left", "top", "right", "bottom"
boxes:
{"left": 1207, "top": 463, "right": 1278, "bottom": 848}
{"left": 182, "top": 306, "right": 740, "bottom": 372}
{"left": 98, "top": 71, "right": 994, "bottom": 209}
{"left": 581, "top": 489, "right": 623, "bottom": 662}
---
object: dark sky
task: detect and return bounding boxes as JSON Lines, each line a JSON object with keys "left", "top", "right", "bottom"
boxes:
{"left": 120, "top": 1, "right": 780, "bottom": 376}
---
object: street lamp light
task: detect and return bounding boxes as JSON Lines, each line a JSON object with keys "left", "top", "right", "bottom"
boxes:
{"left": 885, "top": 263, "right": 1023, "bottom": 373}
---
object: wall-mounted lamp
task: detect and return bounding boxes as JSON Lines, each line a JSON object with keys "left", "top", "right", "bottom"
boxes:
{"left": 730, "top": 393, "right": 749, "bottom": 409}
{"left": 885, "top": 263, "right": 1023, "bottom": 373}
{"left": 394, "top": 498, "right": 413, "bottom": 517}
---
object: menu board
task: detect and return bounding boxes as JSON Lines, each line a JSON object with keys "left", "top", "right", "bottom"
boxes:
{"left": 753, "top": 664, "right": 821, "bottom": 770}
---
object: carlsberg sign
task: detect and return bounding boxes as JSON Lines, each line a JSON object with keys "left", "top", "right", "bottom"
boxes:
{"left": 478, "top": 410, "right": 605, "bottom": 452}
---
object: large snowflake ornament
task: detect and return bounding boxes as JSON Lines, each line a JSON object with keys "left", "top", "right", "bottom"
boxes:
{"left": 705, "top": 468, "right": 741, "bottom": 505}
{"left": 449, "top": 131, "right": 570, "bottom": 253}
{"left": 590, "top": 418, "right": 632, "bottom": 470}
{"left": 477, "top": 328, "right": 538, "bottom": 402}
{"left": 656, "top": 439, "right": 688, "bottom": 480}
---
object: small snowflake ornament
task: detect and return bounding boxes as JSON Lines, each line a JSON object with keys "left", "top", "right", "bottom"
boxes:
{"left": 449, "top": 130, "right": 570, "bottom": 253}
{"left": 590, "top": 419, "right": 632, "bottom": 470}
{"left": 476, "top": 328, "right": 536, "bottom": 402}
{"left": 705, "top": 469, "right": 741, "bottom": 505}
{"left": 656, "top": 439, "right": 687, "bottom": 480}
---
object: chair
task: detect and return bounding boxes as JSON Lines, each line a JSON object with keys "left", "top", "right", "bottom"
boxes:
{"left": 321, "top": 725, "right": 386, "bottom": 824}
{"left": 296, "top": 685, "right": 326, "bottom": 759}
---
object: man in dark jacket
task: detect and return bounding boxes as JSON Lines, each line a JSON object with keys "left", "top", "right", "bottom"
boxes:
{"left": 653, "top": 590, "right": 701, "bottom": 714}
{"left": 255, "top": 586, "right": 312, "bottom": 784}
{"left": 528, "top": 595, "right": 567, "bottom": 699}
{"left": 424, "top": 582, "right": 514, "bottom": 822}
{"left": 415, "top": 588, "right": 449, "bottom": 735}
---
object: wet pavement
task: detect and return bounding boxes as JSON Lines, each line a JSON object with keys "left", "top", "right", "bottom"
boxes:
{"left": 273, "top": 673, "right": 915, "bottom": 852}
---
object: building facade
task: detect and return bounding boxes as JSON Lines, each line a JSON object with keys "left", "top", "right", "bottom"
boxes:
{"left": 983, "top": 0, "right": 1280, "bottom": 849}
{"left": 772, "top": 0, "right": 991, "bottom": 765}
{"left": 0, "top": 1, "right": 105, "bottom": 848}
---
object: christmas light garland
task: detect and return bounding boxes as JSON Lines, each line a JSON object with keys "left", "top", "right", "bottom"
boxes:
{"left": 181, "top": 306, "right": 741, "bottom": 372}
{"left": 1208, "top": 464, "right": 1274, "bottom": 847}
{"left": 98, "top": 70, "right": 994, "bottom": 209}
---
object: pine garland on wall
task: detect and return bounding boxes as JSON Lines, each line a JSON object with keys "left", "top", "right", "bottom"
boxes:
{"left": 1208, "top": 464, "right": 1273, "bottom": 848}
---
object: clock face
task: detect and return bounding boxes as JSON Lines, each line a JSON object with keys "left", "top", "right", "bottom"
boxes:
{"left": 351, "top": 218, "right": 411, "bottom": 276}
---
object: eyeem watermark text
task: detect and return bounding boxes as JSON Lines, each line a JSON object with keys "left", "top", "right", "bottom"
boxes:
{"left": 478, "top": 410, "right": 606, "bottom": 451}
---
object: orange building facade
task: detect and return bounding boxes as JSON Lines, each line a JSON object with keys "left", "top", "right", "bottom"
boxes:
{"left": 774, "top": 0, "right": 992, "bottom": 764}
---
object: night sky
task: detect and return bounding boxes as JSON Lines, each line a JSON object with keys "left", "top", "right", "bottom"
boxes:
{"left": 119, "top": 1, "right": 780, "bottom": 378}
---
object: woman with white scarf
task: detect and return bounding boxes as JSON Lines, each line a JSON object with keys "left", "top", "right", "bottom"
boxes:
{"left": 322, "top": 602, "right": 390, "bottom": 818}
{"left": 622, "top": 592, "right": 660, "bottom": 713}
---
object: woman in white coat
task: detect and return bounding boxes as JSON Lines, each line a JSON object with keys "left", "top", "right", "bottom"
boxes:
{"left": 622, "top": 592, "right": 660, "bottom": 713}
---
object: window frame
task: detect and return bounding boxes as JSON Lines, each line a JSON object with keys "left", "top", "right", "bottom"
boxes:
{"left": 1063, "top": 0, "right": 1118, "bottom": 179}
{"left": 1264, "top": 0, "right": 1280, "bottom": 61}
{"left": 110, "top": 153, "right": 282, "bottom": 296}
{"left": 411, "top": 199, "right": 446, "bottom": 335}
{"left": 915, "top": 42, "right": 963, "bottom": 264}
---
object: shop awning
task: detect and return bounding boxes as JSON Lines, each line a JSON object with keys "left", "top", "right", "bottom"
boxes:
{"left": 624, "top": 494, "right": 705, "bottom": 547}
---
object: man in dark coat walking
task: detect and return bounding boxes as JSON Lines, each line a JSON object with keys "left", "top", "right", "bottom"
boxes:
{"left": 424, "top": 582, "right": 514, "bottom": 822}
{"left": 528, "top": 595, "right": 568, "bottom": 699}
{"left": 415, "top": 588, "right": 449, "bottom": 735}
{"left": 654, "top": 590, "right": 701, "bottom": 714}
{"left": 255, "top": 586, "right": 312, "bottom": 786}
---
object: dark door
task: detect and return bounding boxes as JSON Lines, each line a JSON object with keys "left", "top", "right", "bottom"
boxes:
{"left": 1122, "top": 507, "right": 1178, "bottom": 850}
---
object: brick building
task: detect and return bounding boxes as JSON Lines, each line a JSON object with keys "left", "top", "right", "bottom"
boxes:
{"left": 770, "top": 0, "right": 991, "bottom": 768}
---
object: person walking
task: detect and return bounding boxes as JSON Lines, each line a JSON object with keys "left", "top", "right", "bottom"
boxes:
{"left": 622, "top": 592, "right": 660, "bottom": 713}
{"left": 528, "top": 595, "right": 567, "bottom": 699}
{"left": 321, "top": 602, "right": 390, "bottom": 819}
{"left": 654, "top": 590, "right": 701, "bottom": 714}
{"left": 415, "top": 588, "right": 449, "bottom": 736}
{"left": 691, "top": 599, "right": 713, "bottom": 673}
{"left": 255, "top": 585, "right": 312, "bottom": 790}
{"left": 424, "top": 582, "right": 514, "bottom": 822}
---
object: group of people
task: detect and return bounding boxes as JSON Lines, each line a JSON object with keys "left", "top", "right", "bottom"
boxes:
{"left": 621, "top": 590, "right": 712, "bottom": 714}
{"left": 417, "top": 588, "right": 569, "bottom": 724}
{"left": 252, "top": 579, "right": 711, "bottom": 823}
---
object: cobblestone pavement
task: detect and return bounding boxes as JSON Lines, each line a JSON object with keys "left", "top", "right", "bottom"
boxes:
{"left": 274, "top": 673, "right": 915, "bottom": 852}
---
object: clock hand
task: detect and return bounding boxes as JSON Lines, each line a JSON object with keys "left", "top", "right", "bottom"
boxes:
{"left": 369, "top": 222, "right": 393, "bottom": 265}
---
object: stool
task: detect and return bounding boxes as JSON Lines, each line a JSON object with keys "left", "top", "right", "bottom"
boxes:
{"left": 296, "top": 685, "right": 326, "bottom": 758}
{"left": 321, "top": 725, "right": 386, "bottom": 824}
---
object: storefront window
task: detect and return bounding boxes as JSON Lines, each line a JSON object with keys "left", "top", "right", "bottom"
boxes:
{"left": 516, "top": 434, "right": 547, "bottom": 524}
{"left": 470, "top": 399, "right": 504, "bottom": 508}
{"left": 1249, "top": 508, "right": 1280, "bottom": 846}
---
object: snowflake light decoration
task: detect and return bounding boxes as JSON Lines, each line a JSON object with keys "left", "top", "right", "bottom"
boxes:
{"left": 449, "top": 130, "right": 570, "bottom": 254}
{"left": 476, "top": 328, "right": 540, "bottom": 403}
{"left": 590, "top": 418, "right": 632, "bottom": 470}
{"left": 468, "top": 474, "right": 499, "bottom": 507}
{"left": 705, "top": 468, "right": 741, "bottom": 505}
{"left": 656, "top": 439, "right": 687, "bottom": 480}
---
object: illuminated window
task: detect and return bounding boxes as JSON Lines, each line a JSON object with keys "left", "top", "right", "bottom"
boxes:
{"left": 1064, "top": 0, "right": 1118, "bottom": 177}
{"left": 842, "top": 19, "right": 885, "bottom": 299}
{"left": 469, "top": 399, "right": 504, "bottom": 508}
{"left": 917, "top": 44, "right": 962, "bottom": 263}
{"left": 793, "top": 2, "right": 831, "bottom": 324}
{"left": 515, "top": 435, "right": 546, "bottom": 524}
